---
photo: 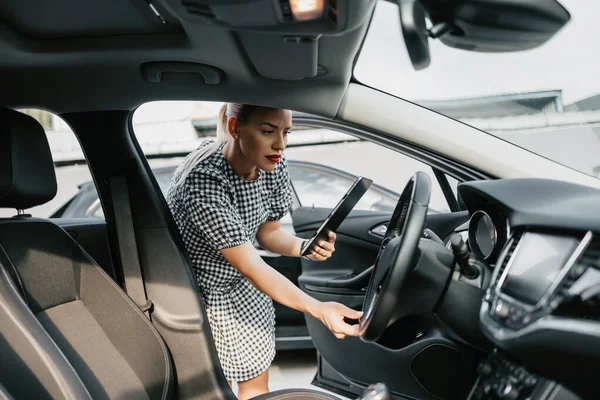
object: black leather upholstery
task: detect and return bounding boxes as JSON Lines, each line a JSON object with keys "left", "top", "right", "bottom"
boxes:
{"left": 0, "top": 108, "right": 57, "bottom": 210}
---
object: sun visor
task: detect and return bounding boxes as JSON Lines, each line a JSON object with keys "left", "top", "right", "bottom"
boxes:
{"left": 239, "top": 33, "right": 319, "bottom": 80}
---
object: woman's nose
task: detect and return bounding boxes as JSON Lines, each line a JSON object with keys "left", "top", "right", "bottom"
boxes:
{"left": 273, "top": 132, "right": 286, "bottom": 150}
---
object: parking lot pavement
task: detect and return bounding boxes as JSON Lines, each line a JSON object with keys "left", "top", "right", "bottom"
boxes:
{"left": 232, "top": 350, "right": 344, "bottom": 397}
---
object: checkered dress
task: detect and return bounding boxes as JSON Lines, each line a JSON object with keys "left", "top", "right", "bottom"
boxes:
{"left": 166, "top": 140, "right": 293, "bottom": 382}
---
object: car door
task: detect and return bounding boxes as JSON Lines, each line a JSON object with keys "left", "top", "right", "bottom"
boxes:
{"left": 288, "top": 138, "right": 477, "bottom": 400}
{"left": 266, "top": 160, "right": 406, "bottom": 349}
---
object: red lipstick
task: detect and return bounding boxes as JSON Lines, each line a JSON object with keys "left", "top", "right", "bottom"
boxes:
{"left": 266, "top": 154, "right": 281, "bottom": 163}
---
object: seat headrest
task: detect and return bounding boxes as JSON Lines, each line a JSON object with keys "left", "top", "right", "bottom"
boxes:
{"left": 0, "top": 108, "right": 57, "bottom": 210}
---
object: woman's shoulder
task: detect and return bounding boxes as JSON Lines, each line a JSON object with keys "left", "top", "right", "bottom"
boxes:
{"left": 188, "top": 148, "right": 230, "bottom": 187}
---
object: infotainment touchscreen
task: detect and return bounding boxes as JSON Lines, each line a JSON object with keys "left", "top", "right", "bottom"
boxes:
{"left": 501, "top": 232, "right": 579, "bottom": 305}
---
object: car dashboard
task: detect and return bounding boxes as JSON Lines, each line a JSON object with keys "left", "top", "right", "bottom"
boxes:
{"left": 457, "top": 178, "right": 600, "bottom": 400}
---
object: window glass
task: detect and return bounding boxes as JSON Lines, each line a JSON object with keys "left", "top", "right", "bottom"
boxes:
{"left": 91, "top": 203, "right": 104, "bottom": 219}
{"left": 285, "top": 140, "right": 451, "bottom": 213}
{"left": 288, "top": 164, "right": 397, "bottom": 212}
{"left": 131, "top": 101, "right": 453, "bottom": 218}
{"left": 0, "top": 110, "right": 99, "bottom": 219}
{"left": 355, "top": 0, "right": 600, "bottom": 180}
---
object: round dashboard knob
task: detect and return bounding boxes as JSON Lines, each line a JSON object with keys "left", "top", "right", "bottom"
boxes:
{"left": 495, "top": 301, "right": 510, "bottom": 318}
{"left": 501, "top": 383, "right": 520, "bottom": 400}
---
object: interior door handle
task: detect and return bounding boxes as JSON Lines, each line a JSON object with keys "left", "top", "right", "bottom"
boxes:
{"left": 369, "top": 224, "right": 387, "bottom": 238}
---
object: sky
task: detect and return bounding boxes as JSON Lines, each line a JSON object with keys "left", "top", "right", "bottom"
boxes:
{"left": 354, "top": 0, "right": 600, "bottom": 105}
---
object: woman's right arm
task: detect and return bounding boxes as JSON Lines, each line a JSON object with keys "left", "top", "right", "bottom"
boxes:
{"left": 221, "top": 242, "right": 363, "bottom": 339}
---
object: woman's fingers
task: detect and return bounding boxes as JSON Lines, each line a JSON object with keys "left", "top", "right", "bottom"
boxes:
{"left": 340, "top": 306, "right": 363, "bottom": 320}
{"left": 328, "top": 231, "right": 337, "bottom": 243}
{"left": 308, "top": 250, "right": 326, "bottom": 261}
{"left": 304, "top": 232, "right": 337, "bottom": 262}
{"left": 314, "top": 245, "right": 331, "bottom": 257}
{"left": 317, "top": 240, "right": 335, "bottom": 253}
{"left": 320, "top": 302, "right": 363, "bottom": 339}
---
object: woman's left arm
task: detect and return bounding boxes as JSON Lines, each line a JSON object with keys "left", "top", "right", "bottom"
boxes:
{"left": 256, "top": 220, "right": 336, "bottom": 261}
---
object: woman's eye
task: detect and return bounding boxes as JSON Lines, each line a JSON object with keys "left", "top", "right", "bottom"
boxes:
{"left": 262, "top": 130, "right": 274, "bottom": 135}
{"left": 284, "top": 131, "right": 291, "bottom": 135}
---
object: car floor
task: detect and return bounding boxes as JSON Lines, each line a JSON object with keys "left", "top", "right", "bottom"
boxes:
{"left": 233, "top": 350, "right": 341, "bottom": 396}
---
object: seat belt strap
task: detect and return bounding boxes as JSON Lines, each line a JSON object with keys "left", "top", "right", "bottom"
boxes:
{"left": 109, "top": 174, "right": 152, "bottom": 319}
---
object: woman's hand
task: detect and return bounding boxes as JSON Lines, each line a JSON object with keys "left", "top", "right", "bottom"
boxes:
{"left": 305, "top": 231, "right": 336, "bottom": 262}
{"left": 313, "top": 301, "right": 363, "bottom": 339}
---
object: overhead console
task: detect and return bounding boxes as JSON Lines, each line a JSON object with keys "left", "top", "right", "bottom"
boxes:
{"left": 160, "top": 0, "right": 376, "bottom": 80}
{"left": 167, "top": 0, "right": 354, "bottom": 33}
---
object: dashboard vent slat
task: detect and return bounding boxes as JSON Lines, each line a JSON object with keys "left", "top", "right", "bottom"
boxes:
{"left": 496, "top": 230, "right": 523, "bottom": 279}
{"left": 560, "top": 237, "right": 600, "bottom": 292}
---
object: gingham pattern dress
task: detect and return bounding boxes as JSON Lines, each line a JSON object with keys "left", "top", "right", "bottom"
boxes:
{"left": 166, "top": 140, "right": 293, "bottom": 382}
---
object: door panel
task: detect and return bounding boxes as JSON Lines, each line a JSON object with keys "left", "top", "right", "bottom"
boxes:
{"left": 294, "top": 207, "right": 473, "bottom": 399}
{"left": 293, "top": 208, "right": 469, "bottom": 246}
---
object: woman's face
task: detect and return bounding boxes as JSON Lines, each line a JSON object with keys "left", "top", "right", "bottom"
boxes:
{"left": 233, "top": 107, "right": 292, "bottom": 172}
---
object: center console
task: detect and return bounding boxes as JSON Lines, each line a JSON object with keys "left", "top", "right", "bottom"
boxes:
{"left": 467, "top": 350, "right": 580, "bottom": 400}
{"left": 484, "top": 230, "right": 592, "bottom": 331}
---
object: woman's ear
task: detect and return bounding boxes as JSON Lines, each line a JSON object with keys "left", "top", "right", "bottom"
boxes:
{"left": 227, "top": 116, "right": 240, "bottom": 139}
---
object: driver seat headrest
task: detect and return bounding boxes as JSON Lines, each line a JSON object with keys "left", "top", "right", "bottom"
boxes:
{"left": 0, "top": 108, "right": 57, "bottom": 211}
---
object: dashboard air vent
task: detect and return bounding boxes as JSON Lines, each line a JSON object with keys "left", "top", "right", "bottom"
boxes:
{"left": 560, "top": 237, "right": 600, "bottom": 292}
{"left": 554, "top": 237, "right": 600, "bottom": 321}
{"left": 579, "top": 238, "right": 600, "bottom": 270}
{"left": 495, "top": 230, "right": 523, "bottom": 282}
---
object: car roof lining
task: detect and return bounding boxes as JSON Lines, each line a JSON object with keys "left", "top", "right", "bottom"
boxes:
{"left": 0, "top": 0, "right": 377, "bottom": 117}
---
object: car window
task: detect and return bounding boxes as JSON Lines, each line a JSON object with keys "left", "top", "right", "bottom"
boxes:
{"left": 288, "top": 165, "right": 397, "bottom": 212}
{"left": 130, "top": 101, "right": 455, "bottom": 216}
{"left": 285, "top": 140, "right": 452, "bottom": 213}
{"left": 91, "top": 203, "right": 104, "bottom": 219}
{"left": 0, "top": 110, "right": 100, "bottom": 219}
{"left": 86, "top": 170, "right": 174, "bottom": 220}
{"left": 446, "top": 175, "right": 459, "bottom": 200}
{"left": 356, "top": 0, "right": 600, "bottom": 181}
{"left": 155, "top": 172, "right": 174, "bottom": 195}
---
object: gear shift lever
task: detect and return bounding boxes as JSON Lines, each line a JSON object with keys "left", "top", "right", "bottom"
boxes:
{"left": 358, "top": 383, "right": 391, "bottom": 400}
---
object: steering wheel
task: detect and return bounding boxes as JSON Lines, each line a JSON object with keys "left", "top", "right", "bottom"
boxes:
{"left": 359, "top": 171, "right": 431, "bottom": 342}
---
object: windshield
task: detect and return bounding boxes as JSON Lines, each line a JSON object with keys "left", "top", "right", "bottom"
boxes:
{"left": 355, "top": 0, "right": 600, "bottom": 179}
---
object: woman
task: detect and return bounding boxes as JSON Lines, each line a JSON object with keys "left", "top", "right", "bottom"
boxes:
{"left": 167, "top": 103, "right": 362, "bottom": 399}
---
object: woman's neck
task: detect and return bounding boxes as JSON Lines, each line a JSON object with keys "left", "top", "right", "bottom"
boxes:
{"left": 222, "top": 141, "right": 259, "bottom": 181}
